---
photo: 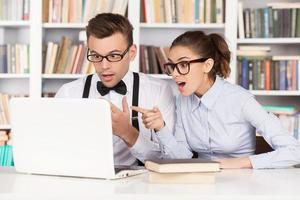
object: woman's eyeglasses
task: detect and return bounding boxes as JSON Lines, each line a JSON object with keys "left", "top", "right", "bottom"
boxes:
{"left": 163, "top": 58, "right": 209, "bottom": 75}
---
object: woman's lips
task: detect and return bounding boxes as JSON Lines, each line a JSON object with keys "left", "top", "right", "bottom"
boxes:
{"left": 177, "top": 82, "right": 186, "bottom": 92}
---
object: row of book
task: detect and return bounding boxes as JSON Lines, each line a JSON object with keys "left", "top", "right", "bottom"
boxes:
{"left": 0, "top": 44, "right": 30, "bottom": 74}
{"left": 140, "top": 0, "right": 224, "bottom": 24}
{"left": 238, "top": 2, "right": 300, "bottom": 38}
{"left": 263, "top": 105, "right": 300, "bottom": 141}
{"left": 43, "top": 0, "right": 128, "bottom": 23}
{"left": 43, "top": 37, "right": 95, "bottom": 74}
{"left": 139, "top": 45, "right": 169, "bottom": 74}
{"left": 0, "top": 130, "right": 13, "bottom": 166}
{"left": 0, "top": 93, "right": 10, "bottom": 125}
{"left": 0, "top": 0, "right": 29, "bottom": 21}
{"left": 237, "top": 56, "right": 300, "bottom": 91}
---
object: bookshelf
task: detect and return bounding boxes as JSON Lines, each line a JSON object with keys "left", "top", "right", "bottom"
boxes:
{"left": 0, "top": 0, "right": 300, "bottom": 132}
{"left": 237, "top": 0, "right": 300, "bottom": 105}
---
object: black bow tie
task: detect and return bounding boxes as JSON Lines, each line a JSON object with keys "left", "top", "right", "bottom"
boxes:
{"left": 97, "top": 80, "right": 127, "bottom": 96}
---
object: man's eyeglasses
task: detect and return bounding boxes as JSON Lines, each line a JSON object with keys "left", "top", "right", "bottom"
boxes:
{"left": 87, "top": 46, "right": 131, "bottom": 63}
{"left": 163, "top": 58, "right": 209, "bottom": 76}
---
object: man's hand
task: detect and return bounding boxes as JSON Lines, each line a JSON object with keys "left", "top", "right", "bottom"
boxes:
{"left": 110, "top": 97, "right": 138, "bottom": 147}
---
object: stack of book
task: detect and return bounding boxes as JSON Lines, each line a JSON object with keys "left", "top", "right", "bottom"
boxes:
{"left": 145, "top": 158, "right": 220, "bottom": 184}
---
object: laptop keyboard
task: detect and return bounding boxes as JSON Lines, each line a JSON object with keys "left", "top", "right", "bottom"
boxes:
{"left": 114, "top": 165, "right": 145, "bottom": 173}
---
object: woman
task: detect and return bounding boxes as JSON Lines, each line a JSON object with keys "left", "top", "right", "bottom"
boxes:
{"left": 132, "top": 31, "right": 300, "bottom": 169}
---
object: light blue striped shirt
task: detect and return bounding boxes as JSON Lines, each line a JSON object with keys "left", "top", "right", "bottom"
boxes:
{"left": 156, "top": 76, "right": 300, "bottom": 169}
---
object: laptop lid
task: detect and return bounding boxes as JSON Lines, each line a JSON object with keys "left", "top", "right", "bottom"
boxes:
{"left": 10, "top": 98, "right": 118, "bottom": 179}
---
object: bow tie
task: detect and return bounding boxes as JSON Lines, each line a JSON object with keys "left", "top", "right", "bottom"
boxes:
{"left": 97, "top": 80, "right": 127, "bottom": 96}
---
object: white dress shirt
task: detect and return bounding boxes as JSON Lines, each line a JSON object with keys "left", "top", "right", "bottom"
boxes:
{"left": 55, "top": 70, "right": 175, "bottom": 166}
{"left": 156, "top": 76, "right": 300, "bottom": 169}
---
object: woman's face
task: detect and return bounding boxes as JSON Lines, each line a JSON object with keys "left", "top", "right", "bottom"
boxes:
{"left": 167, "top": 45, "right": 214, "bottom": 96}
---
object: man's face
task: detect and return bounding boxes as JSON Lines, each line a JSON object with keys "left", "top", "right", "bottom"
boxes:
{"left": 87, "top": 33, "right": 136, "bottom": 88}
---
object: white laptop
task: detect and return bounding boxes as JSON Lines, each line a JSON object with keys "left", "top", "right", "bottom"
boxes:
{"left": 9, "top": 98, "right": 146, "bottom": 179}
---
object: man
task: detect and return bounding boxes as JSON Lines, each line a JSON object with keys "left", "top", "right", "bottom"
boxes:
{"left": 55, "top": 13, "right": 175, "bottom": 166}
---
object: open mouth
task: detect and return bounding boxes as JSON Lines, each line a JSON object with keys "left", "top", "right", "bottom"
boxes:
{"left": 101, "top": 73, "right": 114, "bottom": 82}
{"left": 177, "top": 81, "right": 186, "bottom": 90}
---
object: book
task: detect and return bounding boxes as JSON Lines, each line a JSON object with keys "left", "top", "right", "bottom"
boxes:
{"left": 0, "top": 130, "right": 8, "bottom": 146}
{"left": 145, "top": 159, "right": 220, "bottom": 173}
{"left": 148, "top": 171, "right": 216, "bottom": 184}
{"left": 263, "top": 105, "right": 296, "bottom": 115}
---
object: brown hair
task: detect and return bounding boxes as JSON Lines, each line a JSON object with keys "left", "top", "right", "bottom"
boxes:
{"left": 86, "top": 13, "right": 133, "bottom": 46}
{"left": 170, "top": 31, "right": 231, "bottom": 78}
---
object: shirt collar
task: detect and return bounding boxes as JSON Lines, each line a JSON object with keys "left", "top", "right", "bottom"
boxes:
{"left": 122, "top": 70, "right": 133, "bottom": 93}
{"left": 192, "top": 76, "right": 224, "bottom": 110}
{"left": 201, "top": 76, "right": 224, "bottom": 110}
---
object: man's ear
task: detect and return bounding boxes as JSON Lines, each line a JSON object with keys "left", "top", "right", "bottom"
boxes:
{"left": 129, "top": 44, "right": 137, "bottom": 61}
{"left": 204, "top": 58, "right": 214, "bottom": 73}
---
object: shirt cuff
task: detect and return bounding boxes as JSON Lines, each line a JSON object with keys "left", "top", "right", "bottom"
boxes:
{"left": 249, "top": 153, "right": 271, "bottom": 169}
{"left": 130, "top": 133, "right": 151, "bottom": 160}
{"left": 155, "top": 125, "right": 174, "bottom": 144}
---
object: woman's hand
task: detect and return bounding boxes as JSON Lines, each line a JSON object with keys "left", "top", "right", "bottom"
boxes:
{"left": 131, "top": 106, "right": 165, "bottom": 132}
{"left": 216, "top": 157, "right": 252, "bottom": 169}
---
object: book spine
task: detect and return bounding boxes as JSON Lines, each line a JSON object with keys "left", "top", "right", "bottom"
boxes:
{"left": 241, "top": 58, "right": 249, "bottom": 89}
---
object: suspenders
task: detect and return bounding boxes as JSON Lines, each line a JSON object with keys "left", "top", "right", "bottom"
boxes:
{"left": 82, "top": 74, "right": 93, "bottom": 98}
{"left": 82, "top": 73, "right": 142, "bottom": 165}
{"left": 131, "top": 72, "right": 140, "bottom": 131}
{"left": 82, "top": 73, "right": 140, "bottom": 132}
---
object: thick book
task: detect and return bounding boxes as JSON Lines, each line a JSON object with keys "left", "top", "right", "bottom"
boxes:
{"left": 148, "top": 171, "right": 215, "bottom": 184}
{"left": 145, "top": 159, "right": 220, "bottom": 173}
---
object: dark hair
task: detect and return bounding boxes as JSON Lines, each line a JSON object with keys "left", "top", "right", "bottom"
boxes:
{"left": 86, "top": 13, "right": 133, "bottom": 46}
{"left": 170, "top": 31, "right": 231, "bottom": 78}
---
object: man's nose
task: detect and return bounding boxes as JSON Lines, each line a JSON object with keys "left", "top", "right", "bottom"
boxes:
{"left": 99, "top": 58, "right": 111, "bottom": 69}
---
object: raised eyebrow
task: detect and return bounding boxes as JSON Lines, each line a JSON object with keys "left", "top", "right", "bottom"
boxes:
{"left": 167, "top": 56, "right": 190, "bottom": 63}
{"left": 177, "top": 56, "right": 190, "bottom": 61}
{"left": 167, "top": 58, "right": 173, "bottom": 62}
{"left": 89, "top": 49, "right": 122, "bottom": 55}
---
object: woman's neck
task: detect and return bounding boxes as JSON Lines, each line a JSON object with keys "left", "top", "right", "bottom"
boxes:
{"left": 194, "top": 77, "right": 215, "bottom": 97}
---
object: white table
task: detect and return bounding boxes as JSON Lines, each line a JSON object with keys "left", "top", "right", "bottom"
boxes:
{"left": 0, "top": 167, "right": 299, "bottom": 200}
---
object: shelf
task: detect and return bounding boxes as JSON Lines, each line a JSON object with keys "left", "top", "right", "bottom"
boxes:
{"left": 42, "top": 74, "right": 86, "bottom": 79}
{"left": 237, "top": 38, "right": 300, "bottom": 44}
{"left": 43, "top": 23, "right": 87, "bottom": 29}
{"left": 0, "top": 74, "right": 30, "bottom": 79}
{"left": 140, "top": 23, "right": 225, "bottom": 29}
{"left": 251, "top": 90, "right": 300, "bottom": 96}
{"left": 42, "top": 74, "right": 172, "bottom": 80}
{"left": 0, "top": 125, "right": 11, "bottom": 130}
{"left": 148, "top": 74, "right": 172, "bottom": 79}
{"left": 0, "top": 21, "right": 30, "bottom": 27}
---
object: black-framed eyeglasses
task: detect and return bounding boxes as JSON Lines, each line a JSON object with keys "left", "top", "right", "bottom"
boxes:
{"left": 163, "top": 58, "right": 209, "bottom": 76}
{"left": 87, "top": 45, "right": 131, "bottom": 63}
